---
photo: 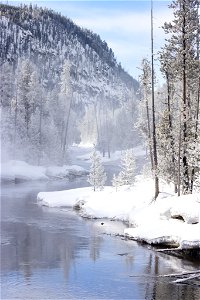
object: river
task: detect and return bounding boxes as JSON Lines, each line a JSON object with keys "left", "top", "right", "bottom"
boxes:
{"left": 1, "top": 177, "right": 200, "bottom": 300}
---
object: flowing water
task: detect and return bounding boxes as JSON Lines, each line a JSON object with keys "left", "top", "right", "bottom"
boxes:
{"left": 1, "top": 177, "right": 200, "bottom": 299}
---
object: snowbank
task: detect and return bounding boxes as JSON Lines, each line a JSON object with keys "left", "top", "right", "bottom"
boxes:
{"left": 45, "top": 165, "right": 88, "bottom": 179}
{"left": 37, "top": 175, "right": 200, "bottom": 250}
{"left": 125, "top": 193, "right": 200, "bottom": 249}
{"left": 38, "top": 187, "right": 92, "bottom": 207}
{"left": 0, "top": 160, "right": 47, "bottom": 182}
{"left": 124, "top": 220, "right": 200, "bottom": 249}
{"left": 1, "top": 160, "right": 88, "bottom": 182}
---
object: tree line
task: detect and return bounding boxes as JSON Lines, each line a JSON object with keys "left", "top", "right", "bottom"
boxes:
{"left": 138, "top": 0, "right": 200, "bottom": 196}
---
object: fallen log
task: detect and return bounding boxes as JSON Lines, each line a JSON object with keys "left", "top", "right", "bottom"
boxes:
{"left": 129, "top": 270, "right": 200, "bottom": 278}
{"left": 173, "top": 274, "right": 200, "bottom": 283}
{"left": 156, "top": 248, "right": 200, "bottom": 259}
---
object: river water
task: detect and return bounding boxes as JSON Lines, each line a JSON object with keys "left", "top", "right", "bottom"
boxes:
{"left": 1, "top": 177, "right": 200, "bottom": 299}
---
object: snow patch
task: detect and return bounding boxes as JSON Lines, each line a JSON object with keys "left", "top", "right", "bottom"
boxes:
{"left": 1, "top": 160, "right": 88, "bottom": 182}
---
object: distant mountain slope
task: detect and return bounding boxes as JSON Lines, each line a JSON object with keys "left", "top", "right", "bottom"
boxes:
{"left": 0, "top": 4, "right": 138, "bottom": 104}
{"left": 0, "top": 4, "right": 140, "bottom": 164}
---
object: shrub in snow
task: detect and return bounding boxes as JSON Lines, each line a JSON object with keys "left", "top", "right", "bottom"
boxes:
{"left": 113, "top": 149, "right": 135, "bottom": 188}
{"left": 87, "top": 149, "right": 107, "bottom": 191}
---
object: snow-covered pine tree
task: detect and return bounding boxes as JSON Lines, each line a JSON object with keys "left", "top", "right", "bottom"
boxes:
{"left": 112, "top": 173, "right": 123, "bottom": 191}
{"left": 87, "top": 149, "right": 107, "bottom": 191}
{"left": 118, "top": 149, "right": 135, "bottom": 186}
{"left": 137, "top": 58, "right": 154, "bottom": 170}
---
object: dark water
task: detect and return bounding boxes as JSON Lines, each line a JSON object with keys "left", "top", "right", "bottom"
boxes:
{"left": 1, "top": 179, "right": 200, "bottom": 300}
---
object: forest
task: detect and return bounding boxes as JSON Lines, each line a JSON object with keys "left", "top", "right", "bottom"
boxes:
{"left": 0, "top": 0, "right": 199, "bottom": 197}
{"left": 1, "top": 2, "right": 200, "bottom": 298}
{"left": 0, "top": 3, "right": 139, "bottom": 166}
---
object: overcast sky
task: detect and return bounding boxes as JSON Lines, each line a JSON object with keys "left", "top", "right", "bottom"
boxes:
{"left": 7, "top": 0, "right": 172, "bottom": 81}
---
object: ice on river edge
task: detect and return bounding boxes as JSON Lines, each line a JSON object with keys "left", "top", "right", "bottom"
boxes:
{"left": 37, "top": 175, "right": 200, "bottom": 250}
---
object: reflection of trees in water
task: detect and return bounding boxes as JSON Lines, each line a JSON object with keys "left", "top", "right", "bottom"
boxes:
{"left": 124, "top": 253, "right": 134, "bottom": 272}
{"left": 89, "top": 235, "right": 102, "bottom": 262}
{"left": 143, "top": 252, "right": 199, "bottom": 300}
{"left": 21, "top": 227, "right": 32, "bottom": 281}
{"left": 2, "top": 221, "right": 89, "bottom": 282}
{"left": 60, "top": 238, "right": 76, "bottom": 281}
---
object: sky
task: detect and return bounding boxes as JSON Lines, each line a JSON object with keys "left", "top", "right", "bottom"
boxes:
{"left": 6, "top": 0, "right": 173, "bottom": 81}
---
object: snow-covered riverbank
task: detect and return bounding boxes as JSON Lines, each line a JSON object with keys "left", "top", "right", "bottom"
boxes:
{"left": 37, "top": 175, "right": 200, "bottom": 251}
{"left": 0, "top": 160, "right": 88, "bottom": 182}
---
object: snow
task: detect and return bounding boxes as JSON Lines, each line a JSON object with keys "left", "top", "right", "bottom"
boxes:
{"left": 45, "top": 165, "right": 88, "bottom": 179}
{"left": 37, "top": 175, "right": 200, "bottom": 250}
{"left": 0, "top": 160, "right": 88, "bottom": 182}
{"left": 37, "top": 187, "right": 92, "bottom": 207}
{"left": 0, "top": 160, "right": 47, "bottom": 182}
{"left": 76, "top": 145, "right": 146, "bottom": 163}
{"left": 169, "top": 194, "right": 200, "bottom": 224}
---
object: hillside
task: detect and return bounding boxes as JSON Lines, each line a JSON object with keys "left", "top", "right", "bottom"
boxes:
{"left": 0, "top": 4, "right": 140, "bottom": 165}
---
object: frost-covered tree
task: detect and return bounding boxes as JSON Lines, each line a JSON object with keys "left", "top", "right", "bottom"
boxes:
{"left": 159, "top": 0, "right": 200, "bottom": 194}
{"left": 17, "top": 59, "right": 34, "bottom": 135}
{"left": 112, "top": 172, "right": 124, "bottom": 191}
{"left": 137, "top": 59, "right": 154, "bottom": 170}
{"left": 0, "top": 62, "right": 15, "bottom": 160}
{"left": 87, "top": 149, "right": 107, "bottom": 191}
{"left": 117, "top": 149, "right": 135, "bottom": 186}
{"left": 79, "top": 105, "right": 97, "bottom": 145}
{"left": 59, "top": 60, "right": 73, "bottom": 164}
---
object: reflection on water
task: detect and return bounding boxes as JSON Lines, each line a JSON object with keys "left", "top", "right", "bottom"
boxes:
{"left": 1, "top": 181, "right": 200, "bottom": 299}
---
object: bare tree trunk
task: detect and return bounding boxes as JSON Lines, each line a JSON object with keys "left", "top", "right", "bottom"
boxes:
{"left": 145, "top": 90, "right": 154, "bottom": 170}
{"left": 166, "top": 72, "right": 177, "bottom": 193}
{"left": 190, "top": 3, "right": 200, "bottom": 192}
{"left": 190, "top": 77, "right": 200, "bottom": 192}
{"left": 182, "top": 2, "right": 189, "bottom": 194}
{"left": 177, "top": 113, "right": 182, "bottom": 197}
{"left": 151, "top": 0, "right": 159, "bottom": 199}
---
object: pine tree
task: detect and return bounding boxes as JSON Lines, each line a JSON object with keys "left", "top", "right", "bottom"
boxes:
{"left": 117, "top": 149, "right": 135, "bottom": 186}
{"left": 87, "top": 149, "right": 107, "bottom": 191}
{"left": 137, "top": 58, "right": 154, "bottom": 170}
{"left": 112, "top": 173, "right": 123, "bottom": 191}
{"left": 160, "top": 0, "right": 199, "bottom": 194}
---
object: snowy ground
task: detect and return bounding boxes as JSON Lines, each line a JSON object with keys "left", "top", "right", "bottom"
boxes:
{"left": 37, "top": 175, "right": 200, "bottom": 250}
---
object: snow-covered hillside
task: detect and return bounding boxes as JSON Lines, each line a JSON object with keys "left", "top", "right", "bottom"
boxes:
{"left": 0, "top": 4, "right": 140, "bottom": 165}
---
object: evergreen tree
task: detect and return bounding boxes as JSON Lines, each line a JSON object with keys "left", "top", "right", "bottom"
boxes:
{"left": 87, "top": 149, "right": 107, "bottom": 191}
{"left": 112, "top": 173, "right": 121, "bottom": 191}
{"left": 160, "top": 0, "right": 199, "bottom": 194}
{"left": 137, "top": 58, "right": 154, "bottom": 170}
{"left": 117, "top": 149, "right": 135, "bottom": 186}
